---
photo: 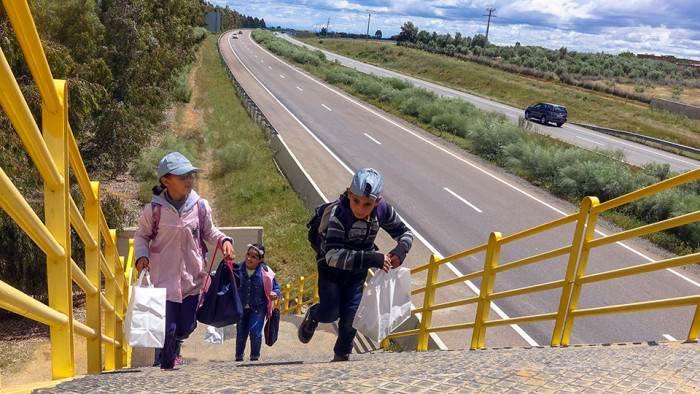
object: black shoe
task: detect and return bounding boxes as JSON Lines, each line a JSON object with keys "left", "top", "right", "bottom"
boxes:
{"left": 332, "top": 353, "right": 349, "bottom": 362}
{"left": 250, "top": 357, "right": 259, "bottom": 361}
{"left": 235, "top": 357, "right": 243, "bottom": 362}
{"left": 298, "top": 308, "right": 318, "bottom": 344}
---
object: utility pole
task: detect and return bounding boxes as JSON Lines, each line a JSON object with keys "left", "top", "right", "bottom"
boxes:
{"left": 326, "top": 17, "right": 331, "bottom": 37}
{"left": 482, "top": 8, "right": 496, "bottom": 49}
{"left": 366, "top": 12, "right": 372, "bottom": 42}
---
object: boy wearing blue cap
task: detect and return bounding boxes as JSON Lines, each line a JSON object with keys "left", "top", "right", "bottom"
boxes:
{"left": 298, "top": 168, "right": 413, "bottom": 361}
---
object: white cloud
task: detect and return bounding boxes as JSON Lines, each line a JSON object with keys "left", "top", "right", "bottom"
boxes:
{"left": 216, "top": 0, "right": 700, "bottom": 60}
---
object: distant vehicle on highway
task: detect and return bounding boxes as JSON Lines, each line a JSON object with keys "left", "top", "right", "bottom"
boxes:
{"left": 525, "top": 103, "right": 567, "bottom": 127}
{"left": 238, "top": 30, "right": 243, "bottom": 34}
{"left": 231, "top": 34, "right": 238, "bottom": 39}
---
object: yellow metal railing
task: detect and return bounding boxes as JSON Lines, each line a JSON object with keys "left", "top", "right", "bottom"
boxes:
{"left": 0, "top": 0, "right": 132, "bottom": 389}
{"left": 384, "top": 168, "right": 700, "bottom": 350}
{"left": 280, "top": 272, "right": 319, "bottom": 315}
{"left": 281, "top": 169, "right": 699, "bottom": 352}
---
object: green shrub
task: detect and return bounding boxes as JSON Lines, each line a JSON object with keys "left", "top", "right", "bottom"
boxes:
{"left": 384, "top": 77, "right": 412, "bottom": 90}
{"left": 325, "top": 67, "right": 359, "bottom": 85}
{"left": 354, "top": 77, "right": 384, "bottom": 98}
{"left": 468, "top": 117, "right": 524, "bottom": 162}
{"left": 212, "top": 142, "right": 252, "bottom": 177}
{"left": 557, "top": 160, "right": 641, "bottom": 201}
{"left": 431, "top": 112, "right": 469, "bottom": 138}
{"left": 417, "top": 101, "right": 444, "bottom": 123}
{"left": 400, "top": 96, "right": 427, "bottom": 117}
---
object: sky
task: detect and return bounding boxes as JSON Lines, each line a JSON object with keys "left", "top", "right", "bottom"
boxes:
{"left": 213, "top": 0, "right": 700, "bottom": 61}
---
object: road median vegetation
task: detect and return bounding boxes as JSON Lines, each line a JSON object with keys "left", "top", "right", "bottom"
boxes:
{"left": 251, "top": 29, "right": 699, "bottom": 255}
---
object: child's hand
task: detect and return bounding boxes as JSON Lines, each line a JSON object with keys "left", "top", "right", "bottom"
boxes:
{"left": 382, "top": 254, "right": 392, "bottom": 272}
{"left": 388, "top": 253, "right": 401, "bottom": 268}
{"left": 136, "top": 257, "right": 149, "bottom": 274}
{"left": 222, "top": 240, "right": 235, "bottom": 261}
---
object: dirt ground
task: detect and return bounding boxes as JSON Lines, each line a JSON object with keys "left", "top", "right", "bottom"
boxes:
{"left": 0, "top": 52, "right": 210, "bottom": 390}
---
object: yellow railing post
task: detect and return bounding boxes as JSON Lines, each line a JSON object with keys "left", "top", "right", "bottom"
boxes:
{"left": 471, "top": 232, "right": 502, "bottom": 349}
{"left": 85, "top": 181, "right": 102, "bottom": 373}
{"left": 104, "top": 230, "right": 118, "bottom": 370}
{"left": 313, "top": 274, "right": 319, "bottom": 302}
{"left": 417, "top": 254, "right": 440, "bottom": 351}
{"left": 115, "top": 254, "right": 125, "bottom": 369}
{"left": 296, "top": 277, "right": 306, "bottom": 314}
{"left": 688, "top": 299, "right": 700, "bottom": 342}
{"left": 561, "top": 200, "right": 601, "bottom": 346}
{"left": 283, "top": 284, "right": 291, "bottom": 312}
{"left": 551, "top": 196, "right": 596, "bottom": 346}
{"left": 43, "top": 78, "right": 75, "bottom": 379}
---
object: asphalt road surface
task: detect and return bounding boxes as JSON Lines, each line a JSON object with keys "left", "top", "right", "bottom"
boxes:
{"left": 279, "top": 33, "right": 700, "bottom": 174}
{"left": 222, "top": 30, "right": 700, "bottom": 348}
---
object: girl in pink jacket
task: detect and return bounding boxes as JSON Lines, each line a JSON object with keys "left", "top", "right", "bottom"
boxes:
{"left": 134, "top": 152, "right": 235, "bottom": 369}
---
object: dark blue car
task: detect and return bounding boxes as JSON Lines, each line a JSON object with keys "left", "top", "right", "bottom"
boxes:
{"left": 525, "top": 103, "right": 567, "bottom": 127}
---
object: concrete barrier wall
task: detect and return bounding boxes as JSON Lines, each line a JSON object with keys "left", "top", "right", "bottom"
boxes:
{"left": 650, "top": 97, "right": 700, "bottom": 120}
{"left": 270, "top": 132, "right": 327, "bottom": 210}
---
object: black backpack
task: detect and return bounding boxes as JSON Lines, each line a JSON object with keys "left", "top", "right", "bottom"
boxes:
{"left": 307, "top": 200, "right": 343, "bottom": 255}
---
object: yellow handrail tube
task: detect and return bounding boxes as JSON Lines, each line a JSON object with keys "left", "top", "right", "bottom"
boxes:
{"left": 0, "top": 48, "right": 63, "bottom": 189}
{"left": 3, "top": 0, "right": 62, "bottom": 112}
{"left": 0, "top": 280, "right": 69, "bottom": 326}
{"left": 0, "top": 167, "right": 65, "bottom": 260}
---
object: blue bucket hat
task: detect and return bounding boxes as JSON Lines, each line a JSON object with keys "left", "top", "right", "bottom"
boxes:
{"left": 157, "top": 152, "right": 203, "bottom": 179}
{"left": 349, "top": 168, "right": 383, "bottom": 200}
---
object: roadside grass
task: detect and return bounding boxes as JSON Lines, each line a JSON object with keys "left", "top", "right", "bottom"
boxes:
{"left": 131, "top": 34, "right": 317, "bottom": 285}
{"left": 298, "top": 38, "right": 700, "bottom": 150}
{"left": 254, "top": 30, "right": 699, "bottom": 255}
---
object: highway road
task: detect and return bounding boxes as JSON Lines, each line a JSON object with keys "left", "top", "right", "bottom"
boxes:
{"left": 222, "top": 30, "right": 700, "bottom": 348}
{"left": 279, "top": 33, "right": 700, "bottom": 174}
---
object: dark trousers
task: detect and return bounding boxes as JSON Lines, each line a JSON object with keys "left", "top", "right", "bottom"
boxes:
{"left": 235, "top": 308, "right": 266, "bottom": 360}
{"left": 309, "top": 273, "right": 365, "bottom": 356}
{"left": 160, "top": 294, "right": 199, "bottom": 368}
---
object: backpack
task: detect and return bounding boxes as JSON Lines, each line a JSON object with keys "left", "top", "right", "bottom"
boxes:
{"left": 306, "top": 200, "right": 343, "bottom": 255}
{"left": 151, "top": 199, "right": 209, "bottom": 259}
{"left": 306, "top": 198, "right": 389, "bottom": 255}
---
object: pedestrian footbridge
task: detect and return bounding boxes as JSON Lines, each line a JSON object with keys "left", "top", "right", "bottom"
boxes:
{"left": 1, "top": 0, "right": 699, "bottom": 392}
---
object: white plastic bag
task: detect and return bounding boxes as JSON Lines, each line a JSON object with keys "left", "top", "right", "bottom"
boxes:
{"left": 352, "top": 267, "right": 412, "bottom": 343}
{"left": 123, "top": 271, "right": 166, "bottom": 348}
{"left": 204, "top": 325, "right": 225, "bottom": 344}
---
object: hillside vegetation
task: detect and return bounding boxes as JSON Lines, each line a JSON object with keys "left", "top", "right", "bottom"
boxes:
{"left": 253, "top": 29, "right": 700, "bottom": 255}
{"left": 297, "top": 37, "right": 700, "bottom": 151}
{"left": 0, "top": 1, "right": 293, "bottom": 299}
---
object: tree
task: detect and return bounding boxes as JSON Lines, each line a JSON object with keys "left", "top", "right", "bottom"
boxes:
{"left": 396, "top": 21, "right": 418, "bottom": 43}
{"left": 375, "top": 29, "right": 382, "bottom": 39}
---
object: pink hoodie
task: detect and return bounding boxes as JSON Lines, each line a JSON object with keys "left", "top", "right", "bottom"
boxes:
{"left": 133, "top": 191, "right": 231, "bottom": 303}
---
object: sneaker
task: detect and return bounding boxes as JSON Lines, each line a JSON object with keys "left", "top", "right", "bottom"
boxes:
{"left": 235, "top": 357, "right": 243, "bottom": 362}
{"left": 174, "top": 356, "right": 183, "bottom": 366}
{"left": 297, "top": 308, "right": 318, "bottom": 344}
{"left": 250, "top": 357, "right": 259, "bottom": 361}
{"left": 332, "top": 353, "right": 349, "bottom": 362}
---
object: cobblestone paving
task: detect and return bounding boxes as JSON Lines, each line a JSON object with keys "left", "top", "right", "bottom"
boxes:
{"left": 34, "top": 341, "right": 700, "bottom": 393}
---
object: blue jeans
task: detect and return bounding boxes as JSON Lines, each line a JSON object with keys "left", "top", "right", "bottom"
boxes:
{"left": 236, "top": 308, "right": 266, "bottom": 360}
{"left": 309, "top": 273, "right": 365, "bottom": 356}
{"left": 160, "top": 295, "right": 199, "bottom": 368}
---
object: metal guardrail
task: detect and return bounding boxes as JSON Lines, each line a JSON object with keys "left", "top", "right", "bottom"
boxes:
{"left": 0, "top": 0, "right": 134, "bottom": 389}
{"left": 573, "top": 122, "right": 700, "bottom": 156}
{"left": 217, "top": 32, "right": 278, "bottom": 138}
